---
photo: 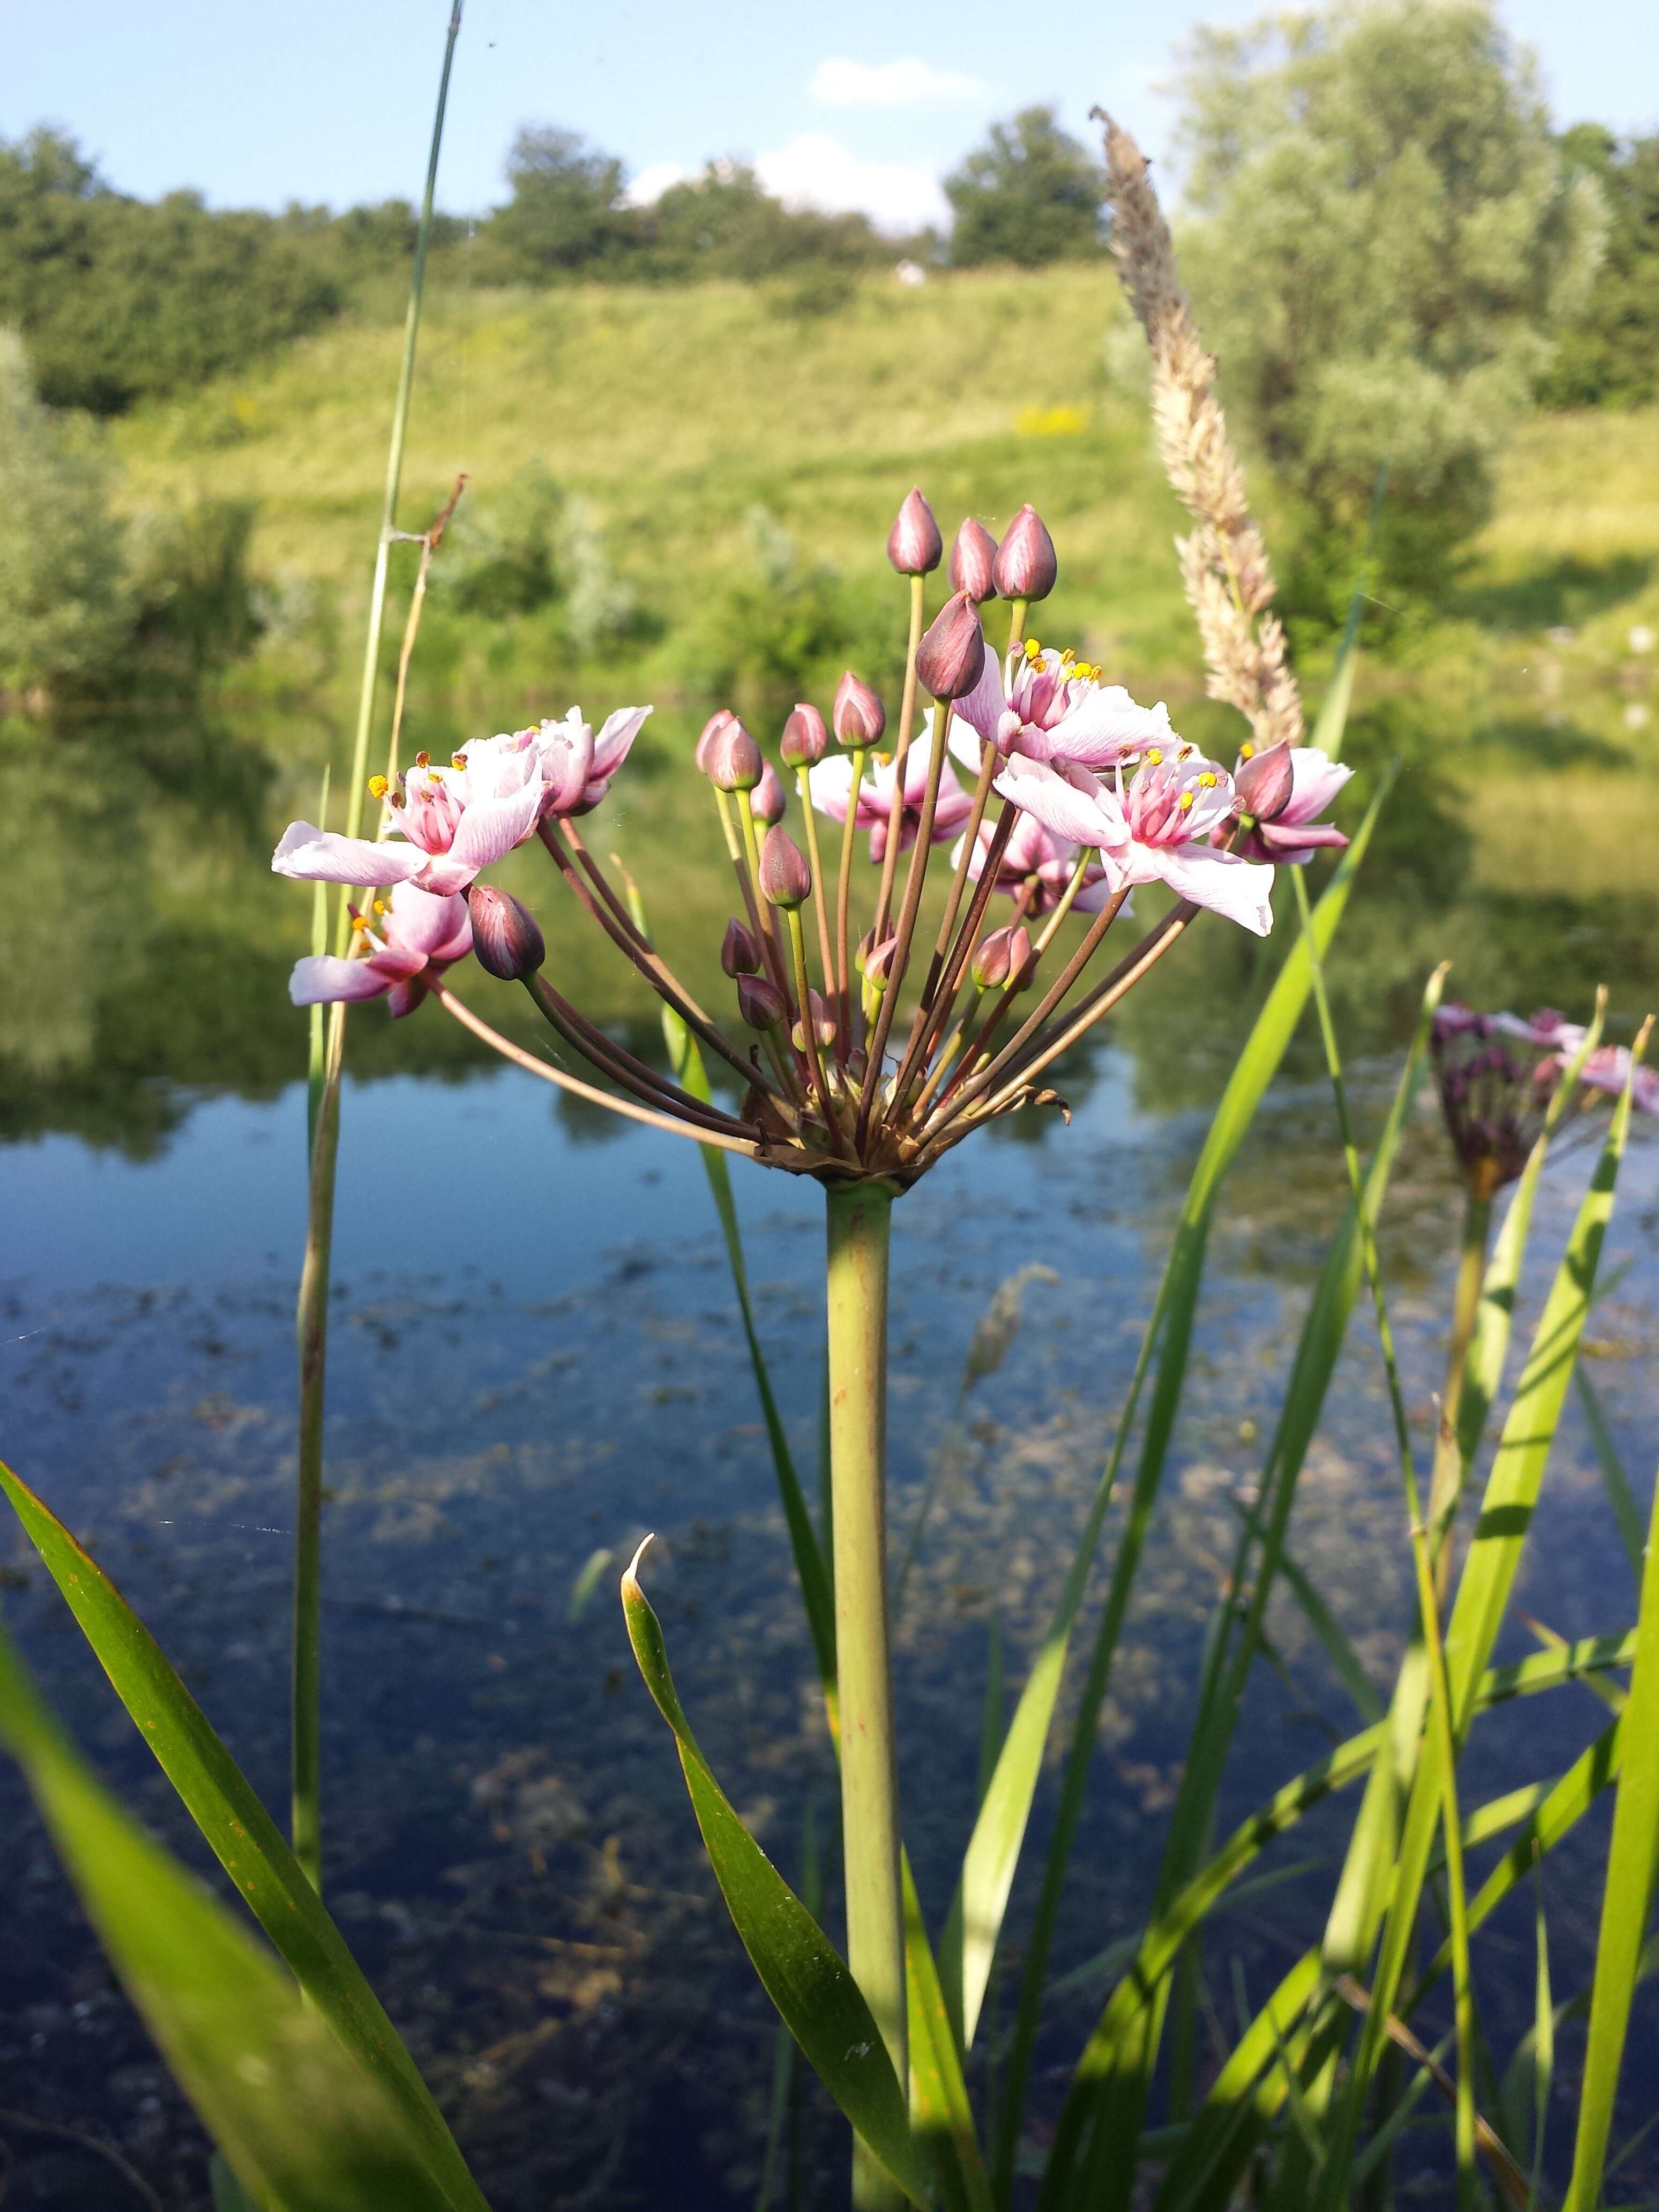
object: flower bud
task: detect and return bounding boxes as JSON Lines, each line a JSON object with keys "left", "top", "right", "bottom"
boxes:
{"left": 1232, "top": 740, "right": 1294, "bottom": 822}
{"left": 791, "top": 990, "right": 837, "bottom": 1052}
{"left": 780, "top": 702, "right": 829, "bottom": 767}
{"left": 992, "top": 505, "right": 1058, "bottom": 602}
{"left": 751, "top": 757, "right": 787, "bottom": 826}
{"left": 970, "top": 923, "right": 1017, "bottom": 991}
{"left": 950, "top": 517, "right": 998, "bottom": 603}
{"left": 721, "top": 916, "right": 760, "bottom": 977}
{"left": 832, "top": 670, "right": 886, "bottom": 748}
{"left": 466, "top": 885, "right": 545, "bottom": 982}
{"left": 915, "top": 591, "right": 987, "bottom": 702}
{"left": 856, "top": 932, "right": 898, "bottom": 988}
{"left": 694, "top": 707, "right": 735, "bottom": 774}
{"left": 737, "top": 973, "right": 786, "bottom": 1030}
{"left": 758, "top": 825, "right": 811, "bottom": 908}
{"left": 886, "top": 485, "right": 943, "bottom": 577}
{"left": 705, "top": 718, "right": 763, "bottom": 792}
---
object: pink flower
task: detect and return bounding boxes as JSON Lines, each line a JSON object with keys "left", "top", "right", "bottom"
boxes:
{"left": 808, "top": 741, "right": 973, "bottom": 863}
{"left": 287, "top": 883, "right": 472, "bottom": 1019}
{"left": 950, "top": 813, "right": 1115, "bottom": 914}
{"left": 532, "top": 705, "right": 651, "bottom": 818}
{"left": 946, "top": 642, "right": 1178, "bottom": 774}
{"left": 1563, "top": 1041, "right": 1659, "bottom": 1116}
{"left": 273, "top": 737, "right": 546, "bottom": 898}
{"left": 1232, "top": 742, "right": 1352, "bottom": 863}
{"left": 992, "top": 752, "right": 1274, "bottom": 936}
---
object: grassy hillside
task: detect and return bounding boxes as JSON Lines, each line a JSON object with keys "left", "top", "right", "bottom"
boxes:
{"left": 107, "top": 267, "right": 1659, "bottom": 898}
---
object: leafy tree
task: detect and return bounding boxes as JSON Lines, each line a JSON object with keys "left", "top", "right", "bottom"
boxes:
{"left": 488, "top": 125, "right": 632, "bottom": 277}
{"left": 0, "top": 328, "right": 129, "bottom": 690}
{"left": 1541, "top": 126, "right": 1659, "bottom": 407}
{"left": 641, "top": 162, "right": 887, "bottom": 282}
{"left": 945, "top": 107, "right": 1105, "bottom": 267}
{"left": 0, "top": 130, "right": 342, "bottom": 413}
{"left": 1173, "top": 2, "right": 1606, "bottom": 605}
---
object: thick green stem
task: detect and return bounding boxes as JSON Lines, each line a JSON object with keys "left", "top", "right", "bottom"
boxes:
{"left": 1427, "top": 1188, "right": 1493, "bottom": 1601}
{"left": 825, "top": 1183, "right": 906, "bottom": 2208}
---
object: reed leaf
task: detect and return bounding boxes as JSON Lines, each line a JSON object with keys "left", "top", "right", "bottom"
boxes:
{"left": 1565, "top": 1435, "right": 1659, "bottom": 2211}
{"left": 962, "top": 787, "right": 1386, "bottom": 2193}
{"left": 0, "top": 1459, "right": 491, "bottom": 2212}
{"left": 0, "top": 1614, "right": 472, "bottom": 2212}
{"left": 619, "top": 1541, "right": 931, "bottom": 2208}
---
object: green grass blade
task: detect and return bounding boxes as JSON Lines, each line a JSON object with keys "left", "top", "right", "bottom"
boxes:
{"left": 904, "top": 1857, "right": 996, "bottom": 2212}
{"left": 667, "top": 1021, "right": 839, "bottom": 1695}
{"left": 757, "top": 1798, "right": 821, "bottom": 2212}
{"left": 0, "top": 1614, "right": 470, "bottom": 2212}
{"left": 1272, "top": 1540, "right": 1384, "bottom": 1725}
{"left": 1566, "top": 1435, "right": 1659, "bottom": 2212}
{"left": 1575, "top": 1364, "right": 1645, "bottom": 1588}
{"left": 0, "top": 1459, "right": 491, "bottom": 2212}
{"left": 620, "top": 1542, "right": 930, "bottom": 2208}
{"left": 974, "top": 794, "right": 1385, "bottom": 2192}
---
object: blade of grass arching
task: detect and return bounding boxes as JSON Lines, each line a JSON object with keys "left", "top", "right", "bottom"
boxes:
{"left": 1322, "top": 1033, "right": 1648, "bottom": 2207}
{"left": 621, "top": 1543, "right": 932, "bottom": 2210}
{"left": 757, "top": 1797, "right": 821, "bottom": 2212}
{"left": 973, "top": 791, "right": 1386, "bottom": 2188}
{"left": 1527, "top": 1860, "right": 1553, "bottom": 2204}
{"left": 0, "top": 1461, "right": 492, "bottom": 2212}
{"left": 663, "top": 1012, "right": 837, "bottom": 1696}
{"left": 1565, "top": 1437, "right": 1659, "bottom": 2212}
{"left": 978, "top": 1617, "right": 1005, "bottom": 1809}
{"left": 0, "top": 1616, "right": 477, "bottom": 2212}
{"left": 1034, "top": 952, "right": 1436, "bottom": 2212}
{"left": 1269, "top": 1537, "right": 1385, "bottom": 1726}
{"left": 1321, "top": 1006, "right": 1606, "bottom": 1981}
{"left": 905, "top": 1858, "right": 997, "bottom": 2212}
{"left": 292, "top": 1, "right": 464, "bottom": 1900}
{"left": 1575, "top": 1364, "right": 1645, "bottom": 1588}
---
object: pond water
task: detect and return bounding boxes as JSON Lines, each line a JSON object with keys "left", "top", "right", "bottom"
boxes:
{"left": 1, "top": 707, "right": 1657, "bottom": 2209}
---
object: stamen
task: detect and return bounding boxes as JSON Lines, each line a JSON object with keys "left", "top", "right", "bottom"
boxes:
{"left": 415, "top": 750, "right": 430, "bottom": 768}
{"left": 1023, "top": 637, "right": 1043, "bottom": 662}
{"left": 373, "top": 899, "right": 388, "bottom": 914}
{"left": 1198, "top": 772, "right": 1218, "bottom": 787}
{"left": 1179, "top": 790, "right": 1194, "bottom": 810}
{"left": 367, "top": 775, "right": 388, "bottom": 799}
{"left": 451, "top": 753, "right": 467, "bottom": 770}
{"left": 1240, "top": 741, "right": 1255, "bottom": 758}
{"left": 1146, "top": 748, "right": 1162, "bottom": 765}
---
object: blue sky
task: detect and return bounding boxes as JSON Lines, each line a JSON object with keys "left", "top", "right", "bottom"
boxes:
{"left": 7, "top": 0, "right": 1656, "bottom": 230}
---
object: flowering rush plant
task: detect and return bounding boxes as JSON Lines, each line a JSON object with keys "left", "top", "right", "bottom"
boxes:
{"left": 273, "top": 497, "right": 1349, "bottom": 1184}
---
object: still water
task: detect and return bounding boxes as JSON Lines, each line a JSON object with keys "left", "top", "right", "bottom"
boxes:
{"left": 1, "top": 716, "right": 1656, "bottom": 2208}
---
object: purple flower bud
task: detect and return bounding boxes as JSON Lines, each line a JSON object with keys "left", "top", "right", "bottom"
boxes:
{"left": 721, "top": 916, "right": 761, "bottom": 977}
{"left": 706, "top": 718, "right": 763, "bottom": 792}
{"left": 737, "top": 973, "right": 786, "bottom": 1030}
{"left": 916, "top": 591, "right": 987, "bottom": 703}
{"left": 791, "top": 990, "right": 837, "bottom": 1052}
{"left": 856, "top": 932, "right": 898, "bottom": 987}
{"left": 1233, "top": 741, "right": 1295, "bottom": 822}
{"left": 887, "top": 486, "right": 943, "bottom": 577}
{"left": 758, "top": 825, "right": 811, "bottom": 908}
{"left": 950, "top": 517, "right": 999, "bottom": 603}
{"left": 466, "top": 885, "right": 545, "bottom": 981}
{"left": 751, "top": 757, "right": 787, "bottom": 826}
{"left": 1005, "top": 925, "right": 1033, "bottom": 990}
{"left": 695, "top": 707, "right": 735, "bottom": 774}
{"left": 780, "top": 702, "right": 829, "bottom": 767}
{"left": 833, "top": 670, "right": 886, "bottom": 748}
{"left": 992, "top": 505, "right": 1058, "bottom": 602}
{"left": 970, "top": 923, "right": 1018, "bottom": 991}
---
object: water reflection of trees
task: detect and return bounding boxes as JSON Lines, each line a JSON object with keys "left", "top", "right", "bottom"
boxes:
{"left": 3, "top": 706, "right": 1653, "bottom": 1159}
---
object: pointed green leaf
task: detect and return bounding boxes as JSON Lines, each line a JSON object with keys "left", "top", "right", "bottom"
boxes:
{"left": 0, "top": 1616, "right": 466, "bottom": 2212}
{"left": 620, "top": 1543, "right": 930, "bottom": 2208}
{"left": 0, "top": 1460, "right": 491, "bottom": 2212}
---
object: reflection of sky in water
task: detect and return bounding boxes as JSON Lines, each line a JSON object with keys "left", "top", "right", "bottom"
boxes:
{"left": 2, "top": 1042, "right": 1657, "bottom": 2209}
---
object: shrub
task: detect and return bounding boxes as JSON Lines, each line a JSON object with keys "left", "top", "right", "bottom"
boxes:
{"left": 1542, "top": 126, "right": 1659, "bottom": 408}
{"left": 945, "top": 107, "right": 1107, "bottom": 267}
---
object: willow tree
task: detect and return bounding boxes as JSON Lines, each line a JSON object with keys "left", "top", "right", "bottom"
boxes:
{"left": 1172, "top": 0, "right": 1606, "bottom": 604}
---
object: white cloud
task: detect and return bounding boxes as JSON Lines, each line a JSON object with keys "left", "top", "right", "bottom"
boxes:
{"left": 811, "top": 57, "right": 985, "bottom": 108}
{"left": 622, "top": 160, "right": 691, "bottom": 207}
{"left": 755, "top": 132, "right": 948, "bottom": 235}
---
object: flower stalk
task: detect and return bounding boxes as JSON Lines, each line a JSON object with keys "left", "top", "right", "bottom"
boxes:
{"left": 823, "top": 1181, "right": 907, "bottom": 2208}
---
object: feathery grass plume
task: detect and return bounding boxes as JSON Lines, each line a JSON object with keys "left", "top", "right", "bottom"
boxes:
{"left": 1092, "top": 108, "right": 1303, "bottom": 752}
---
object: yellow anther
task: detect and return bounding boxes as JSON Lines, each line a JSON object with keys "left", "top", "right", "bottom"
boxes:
{"left": 373, "top": 898, "right": 388, "bottom": 914}
{"left": 1239, "top": 741, "right": 1255, "bottom": 758}
{"left": 1179, "top": 790, "right": 1194, "bottom": 810}
{"left": 1199, "top": 771, "right": 1218, "bottom": 787}
{"left": 1024, "top": 637, "right": 1042, "bottom": 662}
{"left": 1146, "top": 748, "right": 1162, "bottom": 765}
{"left": 1059, "top": 647, "right": 1075, "bottom": 667}
{"left": 367, "top": 775, "right": 388, "bottom": 799}
{"left": 451, "top": 753, "right": 467, "bottom": 770}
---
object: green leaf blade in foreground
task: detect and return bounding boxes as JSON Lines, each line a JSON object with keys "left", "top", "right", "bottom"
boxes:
{"left": 621, "top": 1541, "right": 931, "bottom": 2209}
{"left": 0, "top": 1616, "right": 464, "bottom": 2212}
{"left": 0, "top": 1459, "right": 490, "bottom": 2212}
{"left": 1566, "top": 1436, "right": 1659, "bottom": 2212}
{"left": 980, "top": 784, "right": 1386, "bottom": 2199}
